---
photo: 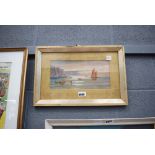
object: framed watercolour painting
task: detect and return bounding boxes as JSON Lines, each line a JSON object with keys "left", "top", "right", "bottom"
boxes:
{"left": 0, "top": 48, "right": 28, "bottom": 129}
{"left": 34, "top": 45, "right": 128, "bottom": 106}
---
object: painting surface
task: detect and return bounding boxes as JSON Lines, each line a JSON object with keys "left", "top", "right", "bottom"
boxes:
{"left": 0, "top": 62, "right": 11, "bottom": 128}
{"left": 50, "top": 60, "right": 110, "bottom": 89}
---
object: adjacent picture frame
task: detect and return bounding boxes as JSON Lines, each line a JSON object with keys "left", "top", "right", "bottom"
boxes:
{"left": 45, "top": 117, "right": 155, "bottom": 129}
{"left": 0, "top": 48, "right": 28, "bottom": 129}
{"left": 34, "top": 45, "right": 128, "bottom": 106}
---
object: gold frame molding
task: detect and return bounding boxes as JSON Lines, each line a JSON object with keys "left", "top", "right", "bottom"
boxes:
{"left": 34, "top": 45, "right": 128, "bottom": 106}
{"left": 0, "top": 48, "right": 28, "bottom": 129}
{"left": 45, "top": 117, "right": 155, "bottom": 129}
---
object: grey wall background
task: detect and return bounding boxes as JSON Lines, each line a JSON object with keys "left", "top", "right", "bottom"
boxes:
{"left": 0, "top": 25, "right": 155, "bottom": 129}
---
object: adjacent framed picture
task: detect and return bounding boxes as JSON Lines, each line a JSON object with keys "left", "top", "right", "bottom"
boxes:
{"left": 34, "top": 45, "right": 128, "bottom": 106}
{"left": 45, "top": 118, "right": 155, "bottom": 129}
{"left": 0, "top": 48, "right": 28, "bottom": 129}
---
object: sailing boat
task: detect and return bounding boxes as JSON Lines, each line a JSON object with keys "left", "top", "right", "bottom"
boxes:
{"left": 91, "top": 68, "right": 97, "bottom": 80}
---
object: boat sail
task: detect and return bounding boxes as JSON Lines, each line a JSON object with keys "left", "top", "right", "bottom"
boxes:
{"left": 91, "top": 68, "right": 97, "bottom": 80}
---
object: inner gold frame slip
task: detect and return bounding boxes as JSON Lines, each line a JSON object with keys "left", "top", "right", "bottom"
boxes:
{"left": 33, "top": 45, "right": 128, "bottom": 106}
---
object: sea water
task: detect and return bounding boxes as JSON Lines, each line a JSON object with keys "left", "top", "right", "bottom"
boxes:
{"left": 50, "top": 77, "right": 110, "bottom": 89}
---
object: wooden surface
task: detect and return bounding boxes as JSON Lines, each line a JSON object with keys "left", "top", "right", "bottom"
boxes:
{"left": 33, "top": 49, "right": 42, "bottom": 103}
{"left": 17, "top": 48, "right": 28, "bottom": 129}
{"left": 118, "top": 47, "right": 128, "bottom": 104}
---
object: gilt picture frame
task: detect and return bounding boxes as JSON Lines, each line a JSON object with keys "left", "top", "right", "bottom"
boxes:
{"left": 33, "top": 45, "right": 128, "bottom": 106}
{"left": 0, "top": 48, "right": 28, "bottom": 129}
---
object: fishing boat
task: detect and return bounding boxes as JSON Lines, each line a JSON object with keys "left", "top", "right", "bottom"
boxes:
{"left": 91, "top": 68, "right": 97, "bottom": 80}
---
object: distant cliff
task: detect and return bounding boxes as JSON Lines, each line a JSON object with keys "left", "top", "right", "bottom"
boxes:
{"left": 51, "top": 66, "right": 66, "bottom": 78}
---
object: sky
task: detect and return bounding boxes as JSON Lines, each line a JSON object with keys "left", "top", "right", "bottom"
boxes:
{"left": 51, "top": 60, "right": 110, "bottom": 72}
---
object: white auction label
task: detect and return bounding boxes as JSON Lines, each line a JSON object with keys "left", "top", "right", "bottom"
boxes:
{"left": 106, "top": 55, "right": 112, "bottom": 60}
{"left": 78, "top": 91, "right": 86, "bottom": 97}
